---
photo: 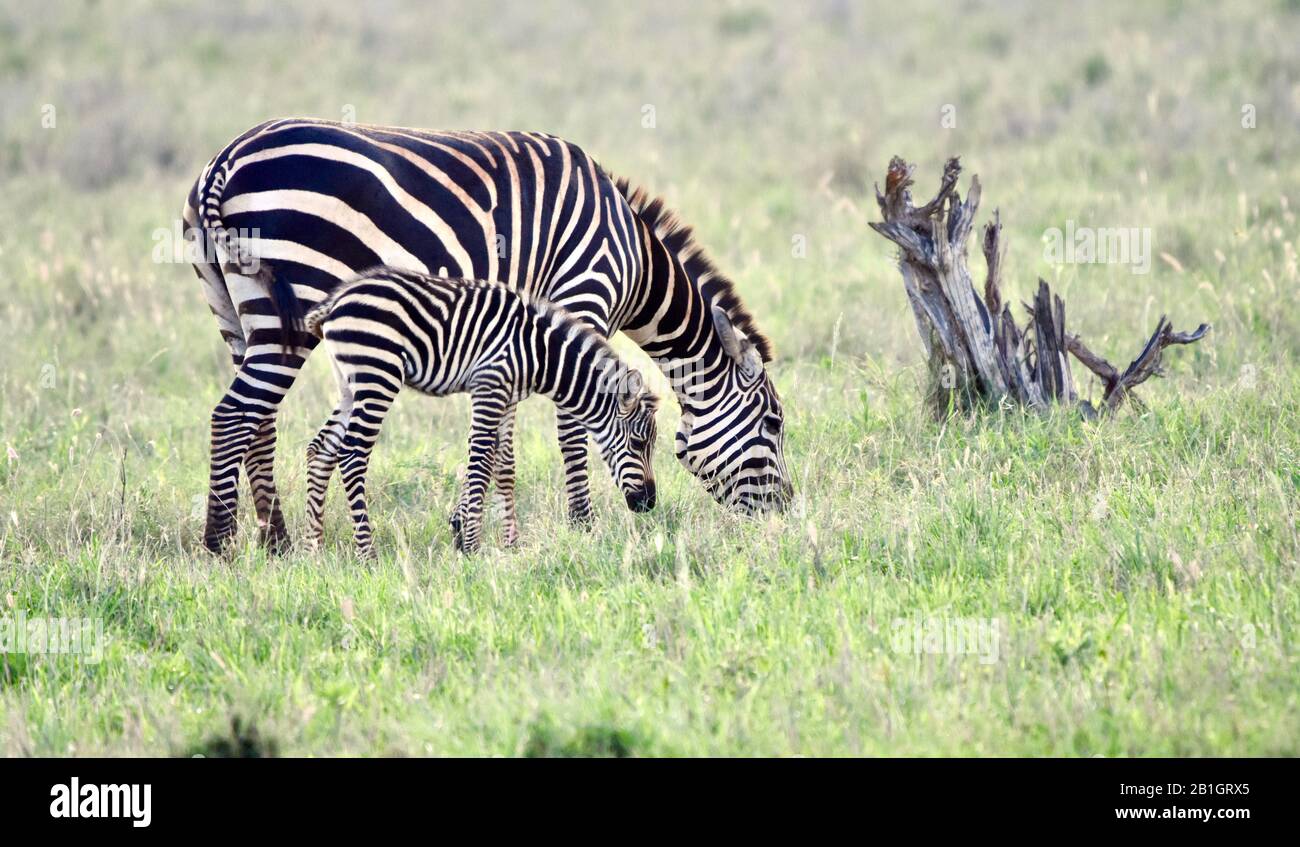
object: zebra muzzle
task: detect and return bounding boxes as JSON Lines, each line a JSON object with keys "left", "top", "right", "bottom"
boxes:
{"left": 626, "top": 482, "right": 656, "bottom": 513}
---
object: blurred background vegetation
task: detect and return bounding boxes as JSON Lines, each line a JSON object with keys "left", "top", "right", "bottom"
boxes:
{"left": 3, "top": 0, "right": 1298, "bottom": 378}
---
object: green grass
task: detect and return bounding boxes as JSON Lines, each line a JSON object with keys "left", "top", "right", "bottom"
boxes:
{"left": 1, "top": 0, "right": 1298, "bottom": 755}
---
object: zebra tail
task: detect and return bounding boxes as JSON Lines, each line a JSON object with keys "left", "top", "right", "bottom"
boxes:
{"left": 198, "top": 163, "right": 300, "bottom": 360}
{"left": 254, "top": 262, "right": 303, "bottom": 360}
{"left": 304, "top": 299, "right": 331, "bottom": 340}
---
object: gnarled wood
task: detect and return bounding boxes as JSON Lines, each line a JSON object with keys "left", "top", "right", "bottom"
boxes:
{"left": 869, "top": 156, "right": 1210, "bottom": 418}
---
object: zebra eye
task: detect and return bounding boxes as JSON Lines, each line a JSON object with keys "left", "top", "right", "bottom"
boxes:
{"left": 763, "top": 414, "right": 782, "bottom": 435}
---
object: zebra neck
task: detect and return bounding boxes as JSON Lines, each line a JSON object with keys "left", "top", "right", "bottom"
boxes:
{"left": 620, "top": 248, "right": 731, "bottom": 417}
{"left": 530, "top": 314, "right": 623, "bottom": 428}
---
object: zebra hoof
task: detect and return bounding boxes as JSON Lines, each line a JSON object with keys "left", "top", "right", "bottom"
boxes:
{"left": 449, "top": 513, "right": 464, "bottom": 551}
{"left": 260, "top": 525, "right": 291, "bottom": 555}
{"left": 202, "top": 525, "right": 237, "bottom": 554}
{"left": 566, "top": 507, "right": 594, "bottom": 530}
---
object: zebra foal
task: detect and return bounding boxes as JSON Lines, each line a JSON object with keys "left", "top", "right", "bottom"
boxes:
{"left": 303, "top": 268, "right": 660, "bottom": 556}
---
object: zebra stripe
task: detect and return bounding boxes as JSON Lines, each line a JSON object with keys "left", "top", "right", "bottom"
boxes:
{"left": 303, "top": 269, "right": 658, "bottom": 557}
{"left": 184, "top": 118, "right": 790, "bottom": 552}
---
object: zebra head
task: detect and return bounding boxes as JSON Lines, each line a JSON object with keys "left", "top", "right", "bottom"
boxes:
{"left": 675, "top": 307, "right": 793, "bottom": 514}
{"left": 596, "top": 368, "right": 660, "bottom": 513}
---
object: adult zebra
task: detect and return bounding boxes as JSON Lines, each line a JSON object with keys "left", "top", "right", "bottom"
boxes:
{"left": 184, "top": 117, "right": 791, "bottom": 552}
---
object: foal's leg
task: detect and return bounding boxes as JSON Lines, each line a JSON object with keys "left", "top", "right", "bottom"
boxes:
{"left": 245, "top": 415, "right": 288, "bottom": 552}
{"left": 305, "top": 403, "right": 349, "bottom": 552}
{"left": 451, "top": 385, "right": 508, "bottom": 555}
{"left": 305, "top": 352, "right": 356, "bottom": 551}
{"left": 492, "top": 402, "right": 520, "bottom": 547}
{"left": 555, "top": 411, "right": 593, "bottom": 526}
{"left": 337, "top": 378, "right": 400, "bottom": 559}
{"left": 549, "top": 307, "right": 610, "bottom": 527}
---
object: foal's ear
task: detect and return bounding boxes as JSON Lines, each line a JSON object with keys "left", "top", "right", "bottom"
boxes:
{"left": 712, "top": 307, "right": 763, "bottom": 378}
{"left": 619, "top": 368, "right": 644, "bottom": 412}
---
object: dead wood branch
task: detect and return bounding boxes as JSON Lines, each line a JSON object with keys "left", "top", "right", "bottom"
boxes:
{"left": 869, "top": 156, "right": 1210, "bottom": 418}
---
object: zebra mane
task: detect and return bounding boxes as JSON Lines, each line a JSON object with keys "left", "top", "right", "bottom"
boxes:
{"left": 608, "top": 173, "right": 774, "bottom": 363}
{"left": 522, "top": 292, "right": 647, "bottom": 393}
{"left": 528, "top": 296, "right": 622, "bottom": 364}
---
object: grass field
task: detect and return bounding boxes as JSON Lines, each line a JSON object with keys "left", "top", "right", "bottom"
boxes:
{"left": 1, "top": 0, "right": 1297, "bottom": 756}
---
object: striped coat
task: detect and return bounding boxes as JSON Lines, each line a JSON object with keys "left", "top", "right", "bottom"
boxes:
{"left": 303, "top": 268, "right": 658, "bottom": 556}
{"left": 185, "top": 118, "right": 790, "bottom": 552}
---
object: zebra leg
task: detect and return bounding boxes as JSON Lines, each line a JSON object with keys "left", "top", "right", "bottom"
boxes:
{"left": 203, "top": 389, "right": 266, "bottom": 552}
{"left": 245, "top": 415, "right": 288, "bottom": 553}
{"left": 492, "top": 402, "right": 520, "bottom": 547}
{"left": 203, "top": 350, "right": 309, "bottom": 553}
{"left": 556, "top": 410, "right": 593, "bottom": 526}
{"left": 337, "top": 387, "right": 398, "bottom": 560}
{"left": 305, "top": 405, "right": 347, "bottom": 552}
{"left": 451, "top": 388, "right": 505, "bottom": 555}
{"left": 308, "top": 353, "right": 358, "bottom": 550}
{"left": 193, "top": 251, "right": 254, "bottom": 553}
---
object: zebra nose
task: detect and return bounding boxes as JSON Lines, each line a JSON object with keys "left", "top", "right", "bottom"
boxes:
{"left": 627, "top": 482, "right": 656, "bottom": 512}
{"left": 757, "top": 482, "right": 794, "bottom": 513}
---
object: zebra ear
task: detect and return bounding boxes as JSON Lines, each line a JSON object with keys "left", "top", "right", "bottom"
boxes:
{"left": 619, "top": 368, "right": 644, "bottom": 412}
{"left": 712, "top": 306, "right": 745, "bottom": 361}
{"left": 712, "top": 307, "right": 763, "bottom": 378}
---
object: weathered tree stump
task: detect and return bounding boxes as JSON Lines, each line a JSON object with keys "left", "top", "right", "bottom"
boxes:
{"left": 869, "top": 156, "right": 1210, "bottom": 419}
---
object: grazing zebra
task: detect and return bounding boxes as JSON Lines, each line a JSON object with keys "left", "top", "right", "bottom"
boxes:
{"left": 303, "top": 268, "right": 659, "bottom": 557}
{"left": 185, "top": 118, "right": 791, "bottom": 552}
